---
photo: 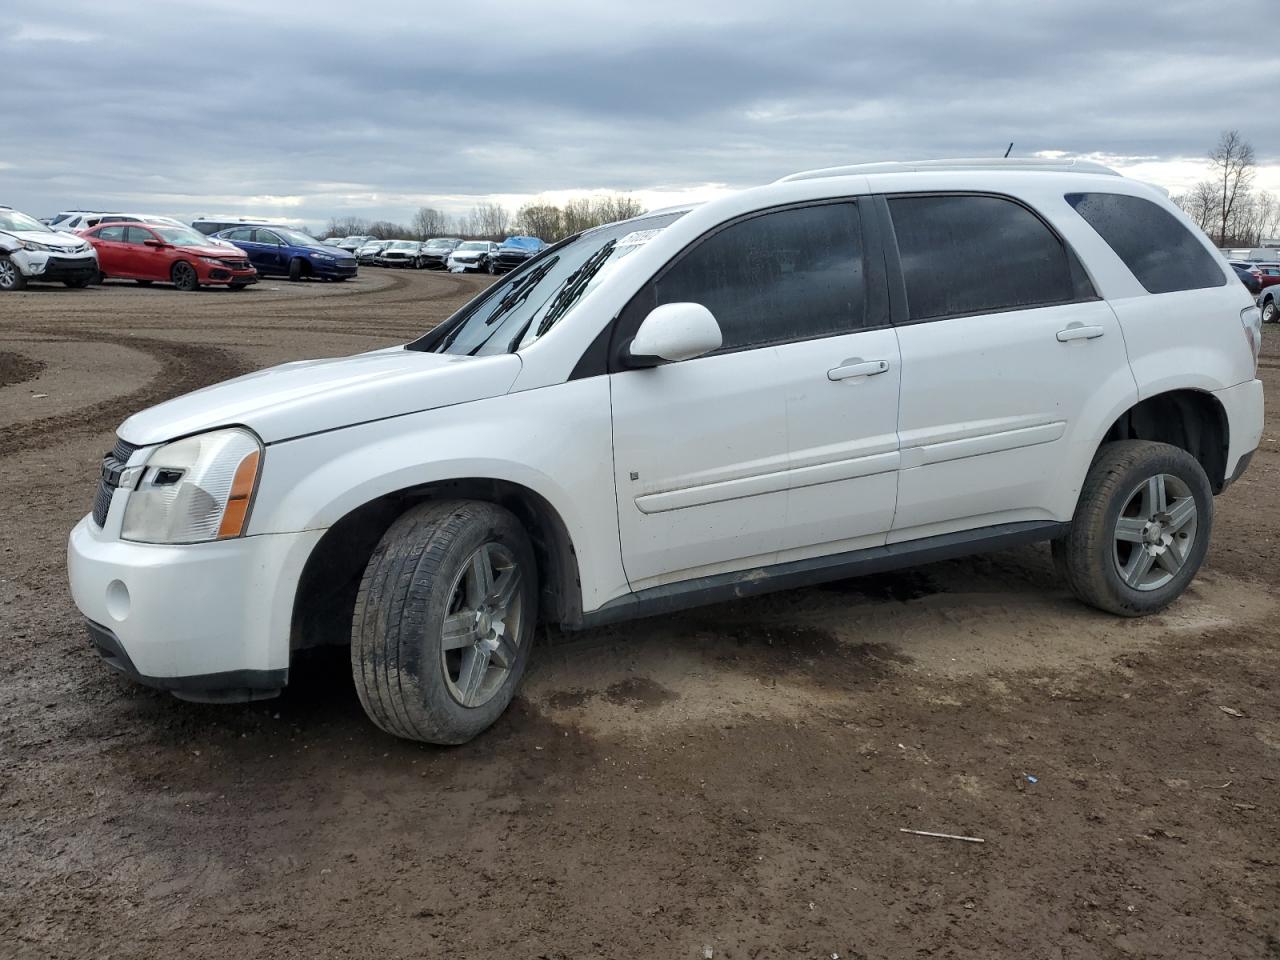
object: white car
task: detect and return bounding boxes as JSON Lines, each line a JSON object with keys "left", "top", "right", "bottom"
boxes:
{"left": 67, "top": 158, "right": 1264, "bottom": 743}
{"left": 0, "top": 205, "right": 98, "bottom": 290}
{"left": 447, "top": 240, "right": 500, "bottom": 273}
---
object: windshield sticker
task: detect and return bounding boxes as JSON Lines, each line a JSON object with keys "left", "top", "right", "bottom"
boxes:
{"left": 615, "top": 228, "right": 663, "bottom": 249}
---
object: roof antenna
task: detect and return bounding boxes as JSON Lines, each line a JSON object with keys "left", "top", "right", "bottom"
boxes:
{"left": 1003, "top": 142, "right": 1014, "bottom": 158}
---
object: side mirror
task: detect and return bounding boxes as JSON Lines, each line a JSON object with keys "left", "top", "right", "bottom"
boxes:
{"left": 144, "top": 239, "right": 166, "bottom": 248}
{"left": 625, "top": 302, "right": 723, "bottom": 367}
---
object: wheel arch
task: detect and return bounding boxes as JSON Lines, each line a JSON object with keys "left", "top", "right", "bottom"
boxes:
{"left": 1097, "top": 388, "right": 1230, "bottom": 492}
{"left": 289, "top": 477, "right": 583, "bottom": 653}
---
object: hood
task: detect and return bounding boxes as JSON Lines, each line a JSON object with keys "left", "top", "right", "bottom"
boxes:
{"left": 119, "top": 347, "right": 522, "bottom": 446}
{"left": 2, "top": 230, "right": 88, "bottom": 251}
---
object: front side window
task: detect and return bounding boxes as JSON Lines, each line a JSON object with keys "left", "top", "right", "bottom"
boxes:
{"left": 255, "top": 230, "right": 282, "bottom": 245}
{"left": 889, "top": 194, "right": 1082, "bottom": 321}
{"left": 124, "top": 226, "right": 156, "bottom": 245}
{"left": 1066, "top": 192, "right": 1225, "bottom": 294}
{"left": 652, "top": 202, "right": 867, "bottom": 351}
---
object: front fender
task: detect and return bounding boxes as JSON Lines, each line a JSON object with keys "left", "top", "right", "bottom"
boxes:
{"left": 248, "top": 379, "right": 630, "bottom": 612}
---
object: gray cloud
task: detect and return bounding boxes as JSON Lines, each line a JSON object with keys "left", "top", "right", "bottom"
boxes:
{"left": 2, "top": 0, "right": 1276, "bottom": 228}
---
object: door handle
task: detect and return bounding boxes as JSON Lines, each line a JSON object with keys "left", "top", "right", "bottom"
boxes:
{"left": 827, "top": 358, "right": 890, "bottom": 381}
{"left": 1056, "top": 324, "right": 1105, "bottom": 342}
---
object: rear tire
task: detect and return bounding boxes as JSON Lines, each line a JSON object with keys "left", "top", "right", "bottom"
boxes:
{"left": 351, "top": 500, "right": 538, "bottom": 744}
{"left": 0, "top": 256, "right": 27, "bottom": 291}
{"left": 1263, "top": 298, "right": 1278, "bottom": 324}
{"left": 171, "top": 261, "right": 199, "bottom": 292}
{"left": 288, "top": 258, "right": 305, "bottom": 282}
{"left": 1052, "top": 440, "right": 1212, "bottom": 616}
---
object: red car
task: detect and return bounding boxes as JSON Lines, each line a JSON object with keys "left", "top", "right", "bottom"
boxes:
{"left": 80, "top": 222, "right": 257, "bottom": 291}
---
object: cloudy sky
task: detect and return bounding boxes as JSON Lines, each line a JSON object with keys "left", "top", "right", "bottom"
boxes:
{"left": 3, "top": 0, "right": 1278, "bottom": 231}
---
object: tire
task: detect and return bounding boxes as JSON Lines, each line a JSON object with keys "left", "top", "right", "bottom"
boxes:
{"left": 288, "top": 258, "right": 305, "bottom": 282}
{"left": 171, "top": 261, "right": 199, "bottom": 292}
{"left": 135, "top": 279, "right": 153, "bottom": 287}
{"left": 1263, "top": 297, "right": 1278, "bottom": 324}
{"left": 0, "top": 255, "right": 27, "bottom": 291}
{"left": 351, "top": 500, "right": 538, "bottom": 744}
{"left": 1052, "top": 440, "right": 1212, "bottom": 617}
{"left": 63, "top": 276, "right": 94, "bottom": 288}
{"left": 486, "top": 259, "right": 496, "bottom": 275}
{"left": 414, "top": 257, "right": 423, "bottom": 270}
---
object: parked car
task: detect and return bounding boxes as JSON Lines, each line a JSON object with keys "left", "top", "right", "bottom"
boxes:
{"left": 82, "top": 222, "right": 257, "bottom": 292}
{"left": 335, "top": 235, "right": 374, "bottom": 255}
{"left": 491, "top": 235, "right": 547, "bottom": 273}
{"left": 414, "top": 238, "right": 460, "bottom": 269}
{"left": 193, "top": 217, "right": 272, "bottom": 237}
{"left": 0, "top": 205, "right": 98, "bottom": 290}
{"left": 1256, "top": 263, "right": 1280, "bottom": 290}
{"left": 215, "top": 225, "right": 357, "bottom": 281}
{"left": 1260, "top": 284, "right": 1280, "bottom": 324}
{"left": 68, "top": 158, "right": 1262, "bottom": 746}
{"left": 447, "top": 240, "right": 500, "bottom": 273}
{"left": 1230, "top": 261, "right": 1263, "bottom": 296}
{"left": 50, "top": 211, "right": 126, "bottom": 232}
{"left": 355, "top": 240, "right": 392, "bottom": 264}
{"left": 375, "top": 240, "right": 429, "bottom": 268}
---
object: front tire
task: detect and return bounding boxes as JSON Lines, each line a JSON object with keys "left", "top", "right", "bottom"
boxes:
{"left": 351, "top": 500, "right": 538, "bottom": 744}
{"left": 1263, "top": 297, "right": 1278, "bottom": 324}
{"left": 0, "top": 255, "right": 27, "bottom": 291}
{"left": 288, "top": 258, "right": 305, "bottom": 282}
{"left": 1053, "top": 440, "right": 1212, "bottom": 616}
{"left": 171, "top": 261, "right": 199, "bottom": 292}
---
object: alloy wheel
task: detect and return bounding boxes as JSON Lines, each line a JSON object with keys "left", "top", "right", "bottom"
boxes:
{"left": 1112, "top": 473, "right": 1198, "bottom": 591}
{"left": 0, "top": 258, "right": 16, "bottom": 289}
{"left": 439, "top": 542, "right": 524, "bottom": 708}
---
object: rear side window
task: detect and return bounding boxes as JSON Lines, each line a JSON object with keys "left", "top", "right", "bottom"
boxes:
{"left": 95, "top": 225, "right": 125, "bottom": 242}
{"left": 653, "top": 202, "right": 867, "bottom": 350}
{"left": 888, "top": 194, "right": 1083, "bottom": 321}
{"left": 1066, "top": 192, "right": 1225, "bottom": 294}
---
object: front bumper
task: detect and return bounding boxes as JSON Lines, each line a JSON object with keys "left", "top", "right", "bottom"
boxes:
{"left": 447, "top": 257, "right": 483, "bottom": 272}
{"left": 492, "top": 253, "right": 531, "bottom": 272}
{"left": 312, "top": 259, "right": 358, "bottom": 278}
{"left": 68, "top": 516, "right": 323, "bottom": 699}
{"left": 15, "top": 249, "right": 99, "bottom": 282}
{"left": 376, "top": 256, "right": 414, "bottom": 267}
{"left": 420, "top": 253, "right": 450, "bottom": 269}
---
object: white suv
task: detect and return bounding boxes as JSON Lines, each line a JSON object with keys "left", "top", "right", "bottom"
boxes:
{"left": 67, "top": 159, "right": 1264, "bottom": 743}
{"left": 0, "top": 206, "right": 99, "bottom": 290}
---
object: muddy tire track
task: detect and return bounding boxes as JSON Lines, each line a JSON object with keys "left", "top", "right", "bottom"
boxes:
{"left": 0, "top": 350, "right": 46, "bottom": 389}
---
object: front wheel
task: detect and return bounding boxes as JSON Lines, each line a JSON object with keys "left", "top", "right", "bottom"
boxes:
{"left": 288, "top": 258, "right": 305, "bottom": 282}
{"left": 0, "top": 256, "right": 27, "bottom": 291}
{"left": 1053, "top": 440, "right": 1212, "bottom": 616}
{"left": 351, "top": 500, "right": 537, "bottom": 744}
{"left": 1263, "top": 298, "right": 1278, "bottom": 324}
{"left": 171, "top": 261, "right": 199, "bottom": 292}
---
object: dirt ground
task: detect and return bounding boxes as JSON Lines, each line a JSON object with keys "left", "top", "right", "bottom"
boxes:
{"left": 1, "top": 269, "right": 1277, "bottom": 959}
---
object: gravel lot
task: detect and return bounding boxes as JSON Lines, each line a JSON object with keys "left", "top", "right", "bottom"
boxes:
{"left": 2, "top": 269, "right": 1278, "bottom": 959}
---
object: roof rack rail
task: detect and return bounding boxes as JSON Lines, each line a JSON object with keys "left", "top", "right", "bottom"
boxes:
{"left": 775, "top": 157, "right": 1121, "bottom": 183}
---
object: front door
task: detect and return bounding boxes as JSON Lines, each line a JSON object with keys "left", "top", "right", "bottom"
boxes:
{"left": 123, "top": 225, "right": 167, "bottom": 281}
{"left": 609, "top": 199, "right": 901, "bottom": 589}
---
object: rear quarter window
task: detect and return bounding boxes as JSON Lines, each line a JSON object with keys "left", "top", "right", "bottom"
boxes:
{"left": 1066, "top": 192, "right": 1226, "bottom": 295}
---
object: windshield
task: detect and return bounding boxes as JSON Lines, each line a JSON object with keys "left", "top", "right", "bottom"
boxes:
{"left": 152, "top": 226, "right": 213, "bottom": 247}
{"left": 277, "top": 229, "right": 320, "bottom": 246}
{"left": 389, "top": 241, "right": 416, "bottom": 250}
{"left": 411, "top": 211, "right": 684, "bottom": 357}
{"left": 426, "top": 239, "right": 459, "bottom": 248}
{"left": 501, "top": 237, "right": 539, "bottom": 249}
{"left": 457, "top": 241, "right": 488, "bottom": 251}
{"left": 0, "top": 210, "right": 52, "bottom": 234}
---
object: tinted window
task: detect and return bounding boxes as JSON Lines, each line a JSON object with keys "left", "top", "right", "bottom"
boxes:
{"left": 1066, "top": 192, "right": 1225, "bottom": 294}
{"left": 124, "top": 226, "right": 155, "bottom": 244}
{"left": 95, "top": 225, "right": 125, "bottom": 242}
{"left": 653, "top": 202, "right": 866, "bottom": 350}
{"left": 889, "top": 194, "right": 1080, "bottom": 321}
{"left": 223, "top": 227, "right": 253, "bottom": 241}
{"left": 254, "top": 230, "right": 282, "bottom": 244}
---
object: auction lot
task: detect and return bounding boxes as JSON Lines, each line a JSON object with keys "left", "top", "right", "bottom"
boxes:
{"left": 2, "top": 270, "right": 1278, "bottom": 958}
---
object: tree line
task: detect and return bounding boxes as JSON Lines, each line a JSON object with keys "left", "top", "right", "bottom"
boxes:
{"left": 1172, "top": 130, "right": 1278, "bottom": 248}
{"left": 322, "top": 193, "right": 646, "bottom": 243}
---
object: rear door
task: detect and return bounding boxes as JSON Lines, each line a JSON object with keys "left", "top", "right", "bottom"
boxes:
{"left": 882, "top": 192, "right": 1132, "bottom": 540}
{"left": 90, "top": 225, "right": 128, "bottom": 276}
{"left": 608, "top": 199, "right": 901, "bottom": 589}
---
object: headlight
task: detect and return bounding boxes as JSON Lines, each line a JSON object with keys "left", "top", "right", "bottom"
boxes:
{"left": 199, "top": 256, "right": 223, "bottom": 265}
{"left": 20, "top": 240, "right": 51, "bottom": 252}
{"left": 122, "top": 428, "right": 262, "bottom": 544}
{"left": 310, "top": 251, "right": 334, "bottom": 260}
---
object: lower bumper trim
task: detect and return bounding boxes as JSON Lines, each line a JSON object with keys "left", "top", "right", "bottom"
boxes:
{"left": 86, "top": 620, "right": 286, "bottom": 703}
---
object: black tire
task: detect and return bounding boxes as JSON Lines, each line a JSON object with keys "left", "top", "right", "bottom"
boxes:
{"left": 171, "top": 261, "right": 199, "bottom": 292}
{"left": 0, "top": 255, "right": 27, "bottom": 291}
{"left": 63, "top": 276, "right": 94, "bottom": 288}
{"left": 288, "top": 258, "right": 305, "bottom": 282}
{"left": 135, "top": 279, "right": 153, "bottom": 287}
{"left": 486, "top": 259, "right": 496, "bottom": 275}
{"left": 351, "top": 500, "right": 538, "bottom": 744}
{"left": 1262, "top": 297, "right": 1278, "bottom": 324}
{"left": 414, "top": 257, "right": 423, "bottom": 270}
{"left": 1052, "top": 440, "right": 1213, "bottom": 617}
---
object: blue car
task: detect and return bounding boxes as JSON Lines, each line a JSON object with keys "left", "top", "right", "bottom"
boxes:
{"left": 213, "top": 225, "right": 358, "bottom": 281}
{"left": 492, "top": 235, "right": 547, "bottom": 274}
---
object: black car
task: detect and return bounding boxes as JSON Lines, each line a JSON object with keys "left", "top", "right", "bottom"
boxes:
{"left": 1232, "top": 262, "right": 1262, "bottom": 296}
{"left": 492, "top": 236, "right": 547, "bottom": 274}
{"left": 418, "top": 238, "right": 462, "bottom": 269}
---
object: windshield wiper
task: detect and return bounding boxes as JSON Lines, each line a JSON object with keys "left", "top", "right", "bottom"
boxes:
{"left": 534, "top": 240, "right": 617, "bottom": 338}
{"left": 435, "top": 256, "right": 560, "bottom": 354}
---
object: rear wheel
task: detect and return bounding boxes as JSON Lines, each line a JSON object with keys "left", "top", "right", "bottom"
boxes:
{"left": 288, "top": 258, "right": 305, "bottom": 282}
{"left": 0, "top": 256, "right": 27, "bottom": 291}
{"left": 171, "top": 261, "right": 199, "bottom": 292}
{"left": 351, "top": 500, "right": 537, "bottom": 744}
{"left": 1053, "top": 440, "right": 1212, "bottom": 616}
{"left": 1263, "top": 298, "right": 1278, "bottom": 324}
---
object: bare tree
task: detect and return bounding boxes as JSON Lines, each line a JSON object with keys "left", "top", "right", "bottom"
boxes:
{"left": 410, "top": 206, "right": 450, "bottom": 240}
{"left": 1173, "top": 181, "right": 1217, "bottom": 234}
{"left": 1209, "top": 130, "right": 1255, "bottom": 246}
{"left": 515, "top": 203, "right": 563, "bottom": 241}
{"left": 366, "top": 220, "right": 409, "bottom": 240}
{"left": 324, "top": 216, "right": 371, "bottom": 238}
{"left": 471, "top": 201, "right": 511, "bottom": 237}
